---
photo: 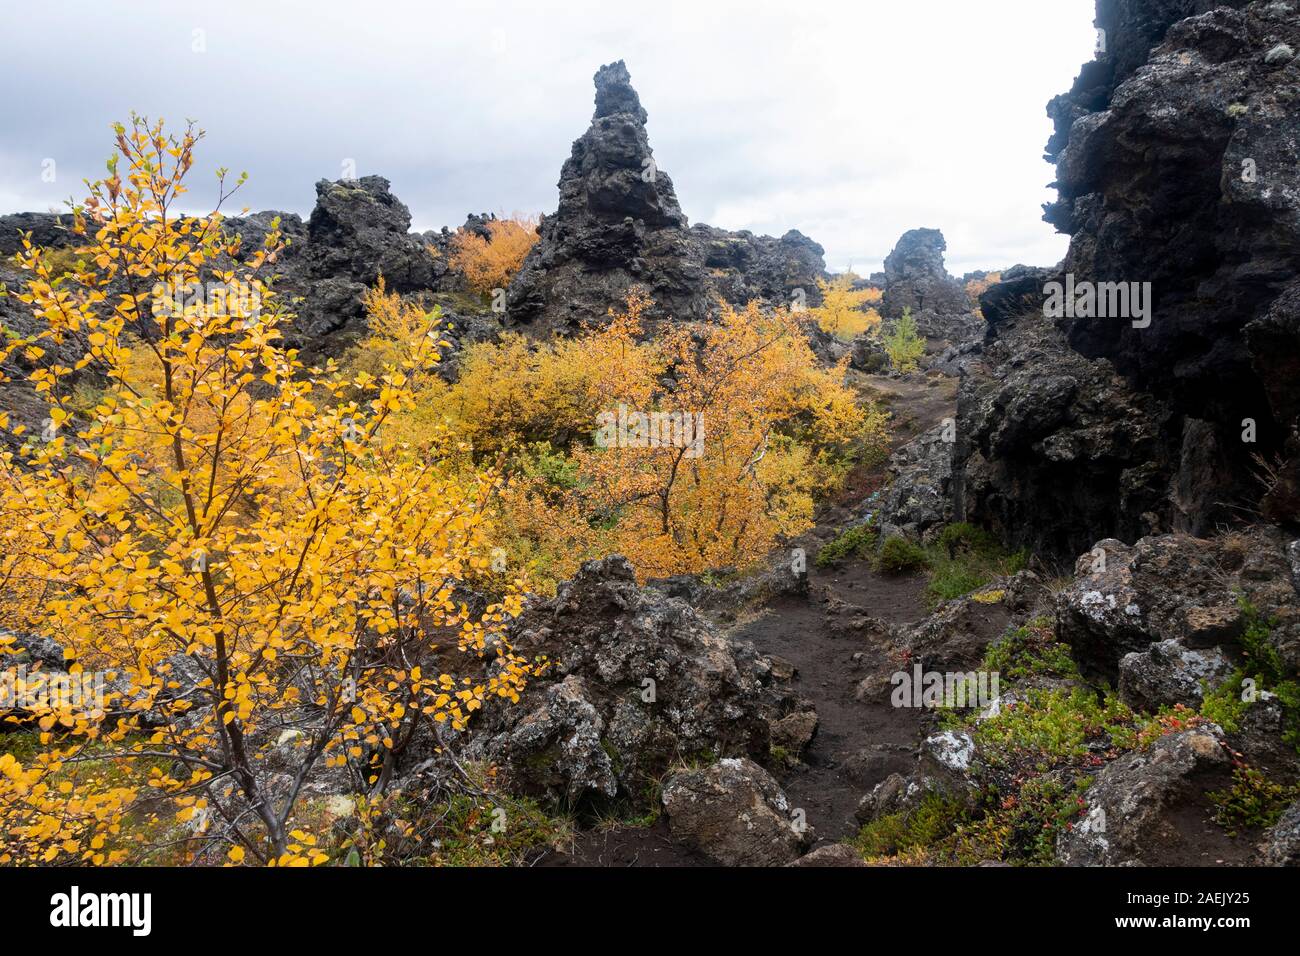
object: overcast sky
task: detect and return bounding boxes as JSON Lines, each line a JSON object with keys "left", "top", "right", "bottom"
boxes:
{"left": 0, "top": 0, "right": 1096, "bottom": 275}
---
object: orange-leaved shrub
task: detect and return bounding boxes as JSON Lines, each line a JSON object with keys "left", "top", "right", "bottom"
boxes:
{"left": 447, "top": 215, "right": 539, "bottom": 297}
{"left": 349, "top": 290, "right": 890, "bottom": 589}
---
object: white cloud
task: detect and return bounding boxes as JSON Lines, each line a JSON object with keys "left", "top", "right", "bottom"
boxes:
{"left": 0, "top": 0, "right": 1096, "bottom": 274}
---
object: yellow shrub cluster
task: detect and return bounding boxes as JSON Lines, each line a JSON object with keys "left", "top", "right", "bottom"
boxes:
{"left": 447, "top": 215, "right": 540, "bottom": 297}
{"left": 349, "top": 289, "right": 890, "bottom": 589}
{"left": 810, "top": 273, "right": 883, "bottom": 340}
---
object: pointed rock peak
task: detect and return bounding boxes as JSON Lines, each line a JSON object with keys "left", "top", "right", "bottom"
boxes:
{"left": 593, "top": 60, "right": 647, "bottom": 123}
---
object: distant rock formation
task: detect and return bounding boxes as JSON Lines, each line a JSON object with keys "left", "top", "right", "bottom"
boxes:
{"left": 506, "top": 61, "right": 827, "bottom": 333}
{"left": 222, "top": 176, "right": 457, "bottom": 353}
{"left": 878, "top": 227, "right": 978, "bottom": 344}
{"left": 880, "top": 227, "right": 971, "bottom": 319}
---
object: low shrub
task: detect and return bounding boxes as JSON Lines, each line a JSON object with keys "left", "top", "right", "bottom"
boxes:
{"left": 816, "top": 522, "right": 878, "bottom": 567}
{"left": 877, "top": 536, "right": 928, "bottom": 575}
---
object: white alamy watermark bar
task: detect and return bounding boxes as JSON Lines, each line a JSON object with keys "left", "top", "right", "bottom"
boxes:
{"left": 890, "top": 664, "right": 1000, "bottom": 709}
{"left": 595, "top": 403, "right": 705, "bottom": 459}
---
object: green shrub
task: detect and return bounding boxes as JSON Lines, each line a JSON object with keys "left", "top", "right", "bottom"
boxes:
{"left": 882, "top": 307, "right": 926, "bottom": 371}
{"left": 513, "top": 441, "right": 582, "bottom": 489}
{"left": 1200, "top": 670, "right": 1255, "bottom": 734}
{"left": 996, "top": 775, "right": 1093, "bottom": 865}
{"left": 1209, "top": 765, "right": 1300, "bottom": 835}
{"left": 854, "top": 792, "right": 965, "bottom": 858}
{"left": 1239, "top": 596, "right": 1285, "bottom": 683}
{"left": 927, "top": 563, "right": 992, "bottom": 602}
{"left": 877, "top": 536, "right": 928, "bottom": 575}
{"left": 937, "top": 521, "right": 999, "bottom": 557}
{"left": 972, "top": 688, "right": 1137, "bottom": 768}
{"left": 922, "top": 522, "right": 1027, "bottom": 605}
{"left": 1227, "top": 598, "right": 1300, "bottom": 752}
{"left": 982, "top": 622, "right": 1080, "bottom": 684}
{"left": 816, "top": 522, "right": 878, "bottom": 567}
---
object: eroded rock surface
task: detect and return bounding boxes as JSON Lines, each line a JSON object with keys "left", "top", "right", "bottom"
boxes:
{"left": 466, "top": 557, "right": 772, "bottom": 808}
{"left": 661, "top": 757, "right": 811, "bottom": 866}
{"left": 505, "top": 61, "right": 827, "bottom": 333}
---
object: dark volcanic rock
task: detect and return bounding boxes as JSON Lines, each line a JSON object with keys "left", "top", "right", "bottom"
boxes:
{"left": 876, "top": 422, "right": 956, "bottom": 536}
{"left": 690, "top": 224, "right": 827, "bottom": 310}
{"left": 956, "top": 1, "right": 1299, "bottom": 560}
{"left": 1055, "top": 530, "right": 1300, "bottom": 685}
{"left": 465, "top": 556, "right": 770, "bottom": 809}
{"left": 880, "top": 228, "right": 973, "bottom": 322}
{"left": 952, "top": 305, "right": 1178, "bottom": 560}
{"left": 1056, "top": 725, "right": 1231, "bottom": 866}
{"left": 1118, "top": 638, "right": 1234, "bottom": 711}
{"left": 506, "top": 61, "right": 826, "bottom": 334}
{"left": 226, "top": 176, "right": 451, "bottom": 355}
{"left": 0, "top": 213, "right": 87, "bottom": 448}
{"left": 1263, "top": 798, "right": 1300, "bottom": 865}
{"left": 1044, "top": 0, "right": 1254, "bottom": 164}
{"left": 661, "top": 757, "right": 811, "bottom": 865}
{"left": 1044, "top": 0, "right": 1300, "bottom": 527}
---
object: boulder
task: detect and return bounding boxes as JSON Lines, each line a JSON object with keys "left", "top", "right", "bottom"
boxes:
{"left": 466, "top": 556, "right": 770, "bottom": 807}
{"left": 769, "top": 708, "right": 819, "bottom": 755}
{"left": 855, "top": 731, "right": 981, "bottom": 824}
{"left": 1118, "top": 639, "right": 1234, "bottom": 711}
{"left": 1056, "top": 531, "right": 1300, "bottom": 684}
{"left": 1262, "top": 799, "right": 1300, "bottom": 866}
{"left": 1056, "top": 726, "right": 1231, "bottom": 866}
{"left": 850, "top": 332, "right": 890, "bottom": 373}
{"left": 661, "top": 757, "right": 811, "bottom": 865}
{"left": 788, "top": 844, "right": 867, "bottom": 867}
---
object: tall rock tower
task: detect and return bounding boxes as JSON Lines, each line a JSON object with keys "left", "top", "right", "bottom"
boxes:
{"left": 506, "top": 61, "right": 711, "bottom": 333}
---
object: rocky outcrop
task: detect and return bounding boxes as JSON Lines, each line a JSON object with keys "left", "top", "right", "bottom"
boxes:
{"left": 0, "top": 183, "right": 489, "bottom": 378}
{"left": 1055, "top": 530, "right": 1300, "bottom": 684}
{"left": 788, "top": 843, "right": 867, "bottom": 867}
{"left": 690, "top": 224, "right": 828, "bottom": 311}
{"left": 1056, "top": 726, "right": 1231, "bottom": 866}
{"left": 224, "top": 177, "right": 457, "bottom": 355}
{"left": 661, "top": 757, "right": 812, "bottom": 865}
{"left": 953, "top": 300, "right": 1178, "bottom": 560}
{"left": 875, "top": 422, "right": 956, "bottom": 536}
{"left": 953, "top": 1, "right": 1300, "bottom": 557}
{"left": 1043, "top": 0, "right": 1300, "bottom": 528}
{"left": 465, "top": 556, "right": 771, "bottom": 809}
{"left": 855, "top": 730, "right": 982, "bottom": 825}
{"left": 505, "top": 61, "right": 827, "bottom": 334}
{"left": 880, "top": 228, "right": 973, "bottom": 325}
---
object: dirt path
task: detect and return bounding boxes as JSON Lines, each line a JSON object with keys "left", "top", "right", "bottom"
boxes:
{"left": 547, "top": 367, "right": 960, "bottom": 864}
{"left": 727, "top": 562, "right": 931, "bottom": 844}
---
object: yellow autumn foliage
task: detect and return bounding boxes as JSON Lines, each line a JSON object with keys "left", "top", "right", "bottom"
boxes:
{"left": 347, "top": 290, "right": 889, "bottom": 589}
{"left": 811, "top": 273, "right": 883, "bottom": 340}
{"left": 0, "top": 118, "right": 536, "bottom": 866}
{"left": 447, "top": 215, "right": 540, "bottom": 297}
